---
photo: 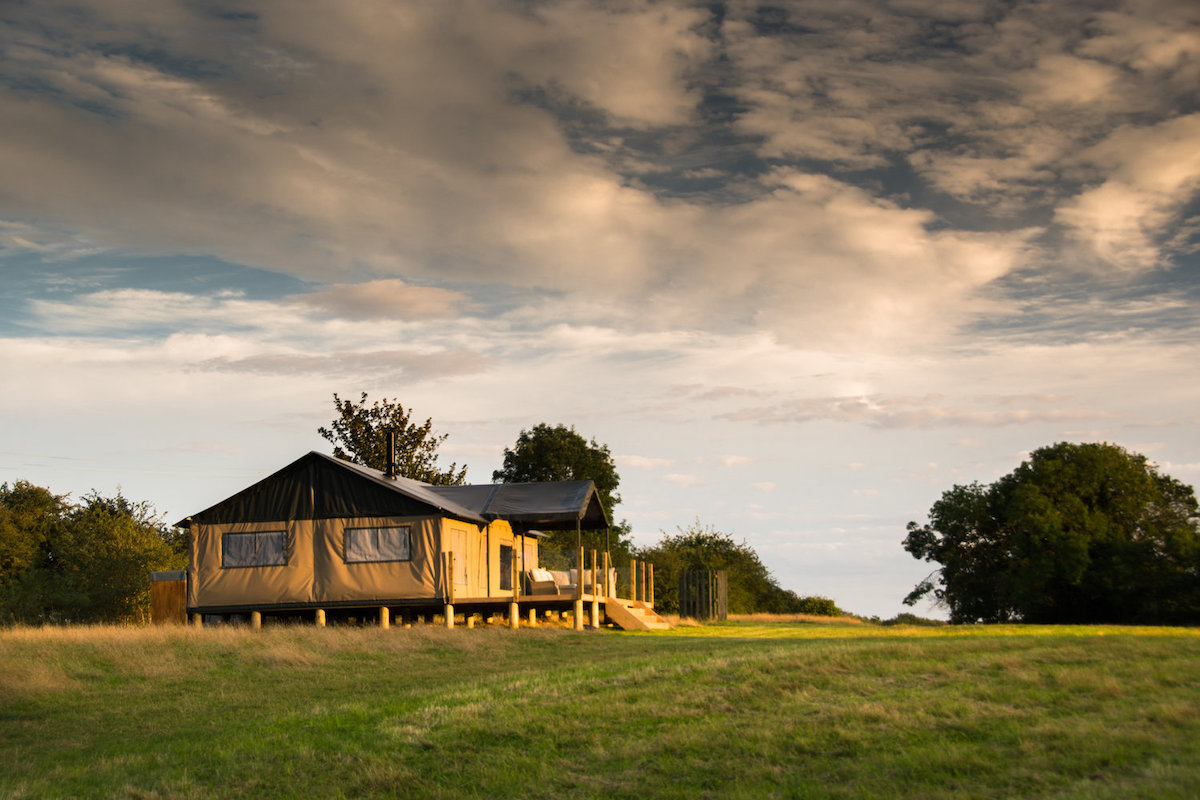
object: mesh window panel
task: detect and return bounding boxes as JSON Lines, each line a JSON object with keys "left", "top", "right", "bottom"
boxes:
{"left": 345, "top": 526, "right": 411, "bottom": 563}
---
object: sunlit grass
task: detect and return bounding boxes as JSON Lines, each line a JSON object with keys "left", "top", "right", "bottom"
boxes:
{"left": 2, "top": 619, "right": 1198, "bottom": 798}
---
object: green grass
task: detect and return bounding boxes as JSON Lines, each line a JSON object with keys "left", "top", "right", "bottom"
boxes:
{"left": 1, "top": 619, "right": 1198, "bottom": 799}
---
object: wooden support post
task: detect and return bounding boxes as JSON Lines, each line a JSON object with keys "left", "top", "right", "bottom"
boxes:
{"left": 648, "top": 563, "right": 655, "bottom": 608}
{"left": 315, "top": 608, "right": 326, "bottom": 627}
{"left": 528, "top": 608, "right": 536, "bottom": 627}
{"left": 446, "top": 551, "right": 456, "bottom": 605}
{"left": 466, "top": 615, "right": 475, "bottom": 629}
{"left": 631, "top": 559, "right": 639, "bottom": 602}
{"left": 512, "top": 548, "right": 520, "bottom": 602}
{"left": 380, "top": 607, "right": 390, "bottom": 630}
{"left": 191, "top": 613, "right": 203, "bottom": 628}
{"left": 575, "top": 545, "right": 585, "bottom": 630}
{"left": 590, "top": 548, "right": 599, "bottom": 628}
{"left": 603, "top": 551, "right": 611, "bottom": 597}
{"left": 250, "top": 611, "right": 262, "bottom": 629}
{"left": 444, "top": 604, "right": 455, "bottom": 629}
{"left": 509, "top": 601, "right": 520, "bottom": 629}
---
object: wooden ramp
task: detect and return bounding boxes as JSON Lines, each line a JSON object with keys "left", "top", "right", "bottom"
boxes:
{"left": 604, "top": 599, "right": 671, "bottom": 631}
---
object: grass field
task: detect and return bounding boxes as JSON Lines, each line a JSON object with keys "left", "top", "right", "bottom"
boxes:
{"left": 1, "top": 617, "right": 1198, "bottom": 799}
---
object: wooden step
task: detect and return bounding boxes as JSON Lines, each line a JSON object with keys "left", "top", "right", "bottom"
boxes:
{"left": 604, "top": 599, "right": 672, "bottom": 631}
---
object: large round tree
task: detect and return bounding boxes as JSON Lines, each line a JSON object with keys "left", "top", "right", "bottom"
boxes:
{"left": 492, "top": 423, "right": 620, "bottom": 513}
{"left": 492, "top": 423, "right": 628, "bottom": 559}
{"left": 903, "top": 442, "right": 1200, "bottom": 624}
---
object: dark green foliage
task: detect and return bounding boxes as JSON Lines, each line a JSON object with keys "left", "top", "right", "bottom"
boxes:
{"left": 636, "top": 520, "right": 823, "bottom": 614}
{"left": 318, "top": 392, "right": 467, "bottom": 485}
{"left": 0, "top": 482, "right": 186, "bottom": 624}
{"left": 880, "top": 613, "right": 947, "bottom": 627}
{"left": 903, "top": 442, "right": 1200, "bottom": 624}
{"left": 493, "top": 423, "right": 631, "bottom": 558}
{"left": 493, "top": 423, "right": 620, "bottom": 512}
{"left": 793, "top": 595, "right": 845, "bottom": 616}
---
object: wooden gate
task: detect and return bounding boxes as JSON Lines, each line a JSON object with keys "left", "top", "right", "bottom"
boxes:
{"left": 150, "top": 570, "right": 187, "bottom": 625}
{"left": 679, "top": 570, "right": 727, "bottom": 621}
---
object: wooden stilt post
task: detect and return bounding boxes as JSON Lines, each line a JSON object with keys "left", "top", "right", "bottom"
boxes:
{"left": 528, "top": 608, "right": 536, "bottom": 627}
{"left": 648, "top": 563, "right": 655, "bottom": 608}
{"left": 315, "top": 608, "right": 326, "bottom": 627}
{"left": 510, "top": 541, "right": 521, "bottom": 629}
{"left": 445, "top": 550, "right": 456, "bottom": 628}
{"left": 191, "top": 613, "right": 203, "bottom": 627}
{"left": 466, "top": 614, "right": 475, "bottom": 629}
{"left": 590, "top": 548, "right": 600, "bottom": 628}
{"left": 379, "top": 607, "right": 390, "bottom": 630}
{"left": 574, "top": 545, "right": 585, "bottom": 631}
{"left": 250, "top": 611, "right": 261, "bottom": 629}
{"left": 603, "top": 551, "right": 611, "bottom": 597}
{"left": 631, "top": 559, "right": 639, "bottom": 602}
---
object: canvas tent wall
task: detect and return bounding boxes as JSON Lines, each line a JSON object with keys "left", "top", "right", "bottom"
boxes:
{"left": 177, "top": 451, "right": 607, "bottom": 614}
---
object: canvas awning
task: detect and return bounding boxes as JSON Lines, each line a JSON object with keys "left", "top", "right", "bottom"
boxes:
{"left": 430, "top": 480, "right": 610, "bottom": 532}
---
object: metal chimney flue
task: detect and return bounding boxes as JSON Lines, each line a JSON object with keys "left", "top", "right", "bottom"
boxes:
{"left": 385, "top": 429, "right": 398, "bottom": 479}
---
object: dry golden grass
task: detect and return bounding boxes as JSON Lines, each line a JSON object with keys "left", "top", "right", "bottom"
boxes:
{"left": 726, "top": 611, "right": 869, "bottom": 624}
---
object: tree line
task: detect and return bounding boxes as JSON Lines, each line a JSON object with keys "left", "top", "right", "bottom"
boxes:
{"left": 0, "top": 482, "right": 186, "bottom": 624}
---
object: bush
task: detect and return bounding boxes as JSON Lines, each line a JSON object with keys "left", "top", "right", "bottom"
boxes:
{"left": 881, "top": 612, "right": 947, "bottom": 627}
{"left": 793, "top": 596, "right": 844, "bottom": 617}
{"left": 636, "top": 520, "right": 841, "bottom": 615}
{"left": 0, "top": 482, "right": 186, "bottom": 624}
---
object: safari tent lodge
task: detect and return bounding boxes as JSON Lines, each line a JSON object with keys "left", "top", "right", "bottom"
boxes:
{"left": 173, "top": 451, "right": 666, "bottom": 630}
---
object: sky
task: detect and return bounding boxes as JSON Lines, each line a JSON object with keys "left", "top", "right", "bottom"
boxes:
{"left": 2, "top": 0, "right": 1199, "bottom": 619}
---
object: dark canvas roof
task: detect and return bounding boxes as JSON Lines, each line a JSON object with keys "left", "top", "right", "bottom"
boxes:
{"left": 177, "top": 451, "right": 609, "bottom": 530}
{"left": 430, "top": 480, "right": 609, "bottom": 532}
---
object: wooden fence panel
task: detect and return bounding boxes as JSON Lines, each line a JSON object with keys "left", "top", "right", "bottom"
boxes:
{"left": 679, "top": 569, "right": 727, "bottom": 621}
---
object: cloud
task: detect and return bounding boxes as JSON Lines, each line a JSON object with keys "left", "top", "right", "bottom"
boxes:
{"left": 0, "top": 0, "right": 1104, "bottom": 353}
{"left": 716, "top": 455, "right": 752, "bottom": 468}
{"left": 663, "top": 473, "right": 702, "bottom": 487}
{"left": 722, "top": 393, "right": 1115, "bottom": 430}
{"left": 292, "top": 279, "right": 468, "bottom": 320}
{"left": 620, "top": 455, "right": 674, "bottom": 471}
{"left": 1056, "top": 114, "right": 1200, "bottom": 271}
{"left": 200, "top": 349, "right": 487, "bottom": 381}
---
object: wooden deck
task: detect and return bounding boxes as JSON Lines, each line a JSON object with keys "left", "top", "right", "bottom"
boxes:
{"left": 189, "top": 553, "right": 668, "bottom": 631}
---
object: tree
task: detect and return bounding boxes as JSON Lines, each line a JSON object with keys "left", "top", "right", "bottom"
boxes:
{"left": 493, "top": 423, "right": 620, "bottom": 511}
{"left": 635, "top": 520, "right": 832, "bottom": 615}
{"left": 57, "top": 492, "right": 188, "bottom": 623}
{"left": 0, "top": 482, "right": 186, "bottom": 624}
{"left": 0, "top": 481, "right": 69, "bottom": 619}
{"left": 318, "top": 392, "right": 467, "bottom": 485}
{"left": 492, "top": 423, "right": 628, "bottom": 559}
{"left": 903, "top": 442, "right": 1200, "bottom": 624}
